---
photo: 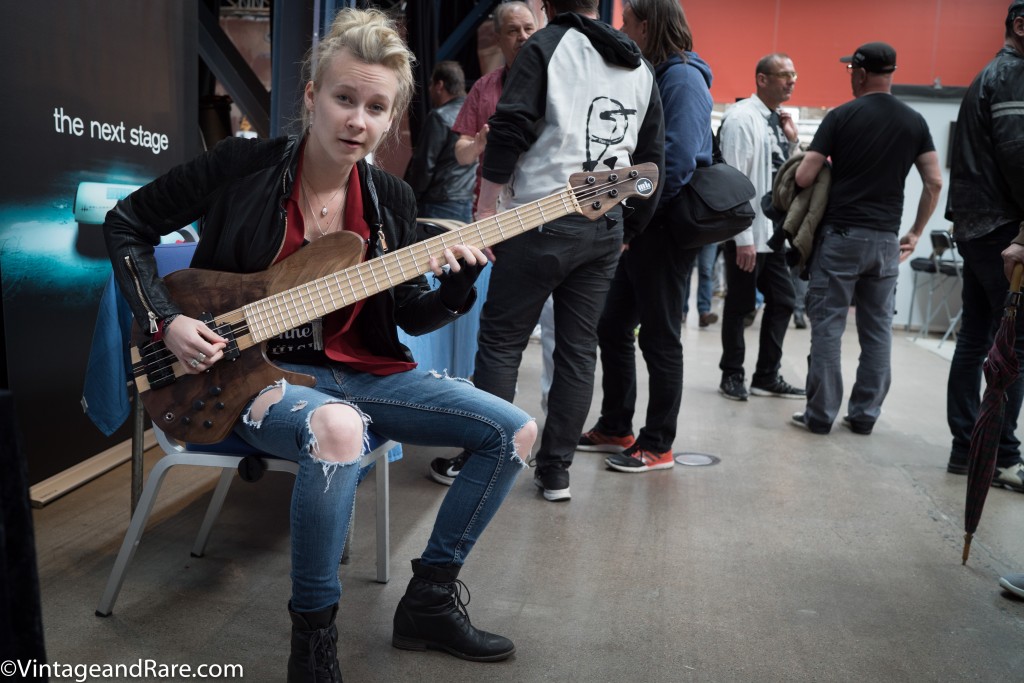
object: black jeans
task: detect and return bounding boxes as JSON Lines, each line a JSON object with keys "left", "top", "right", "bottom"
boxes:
{"left": 719, "top": 242, "right": 795, "bottom": 384}
{"left": 947, "top": 224, "right": 1024, "bottom": 468}
{"left": 595, "top": 223, "right": 698, "bottom": 453}
{"left": 473, "top": 213, "right": 623, "bottom": 471}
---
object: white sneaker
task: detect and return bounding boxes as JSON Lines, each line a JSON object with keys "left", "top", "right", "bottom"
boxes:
{"left": 999, "top": 573, "right": 1024, "bottom": 598}
{"left": 994, "top": 462, "right": 1024, "bottom": 492}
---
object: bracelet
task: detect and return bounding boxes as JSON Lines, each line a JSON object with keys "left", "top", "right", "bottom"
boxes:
{"left": 162, "top": 313, "right": 182, "bottom": 331}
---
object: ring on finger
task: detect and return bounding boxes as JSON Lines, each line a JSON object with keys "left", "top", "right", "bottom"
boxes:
{"left": 196, "top": 352, "right": 207, "bottom": 362}
{"left": 188, "top": 357, "right": 201, "bottom": 368}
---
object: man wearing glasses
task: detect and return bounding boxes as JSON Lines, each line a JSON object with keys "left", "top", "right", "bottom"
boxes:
{"left": 791, "top": 42, "right": 942, "bottom": 435}
{"left": 717, "top": 54, "right": 805, "bottom": 403}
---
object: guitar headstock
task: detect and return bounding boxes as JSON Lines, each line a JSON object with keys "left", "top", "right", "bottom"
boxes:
{"left": 569, "top": 163, "right": 659, "bottom": 220}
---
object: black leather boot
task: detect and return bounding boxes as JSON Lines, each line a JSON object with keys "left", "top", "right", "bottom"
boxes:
{"left": 287, "top": 603, "right": 342, "bottom": 683}
{"left": 392, "top": 559, "right": 515, "bottom": 662}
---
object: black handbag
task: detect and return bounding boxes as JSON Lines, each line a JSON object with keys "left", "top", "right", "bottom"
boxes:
{"left": 667, "top": 133, "right": 756, "bottom": 250}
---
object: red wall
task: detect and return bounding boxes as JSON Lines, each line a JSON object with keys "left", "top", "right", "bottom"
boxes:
{"left": 612, "top": 0, "right": 1008, "bottom": 107}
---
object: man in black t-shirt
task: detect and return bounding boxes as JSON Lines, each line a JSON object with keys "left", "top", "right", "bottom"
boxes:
{"left": 788, "top": 42, "right": 943, "bottom": 435}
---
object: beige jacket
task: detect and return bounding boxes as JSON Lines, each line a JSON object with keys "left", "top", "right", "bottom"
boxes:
{"left": 770, "top": 152, "right": 831, "bottom": 271}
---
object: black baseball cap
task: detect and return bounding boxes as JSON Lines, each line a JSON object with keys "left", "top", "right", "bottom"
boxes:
{"left": 1009, "top": 0, "right": 1024, "bottom": 23}
{"left": 840, "top": 42, "right": 897, "bottom": 74}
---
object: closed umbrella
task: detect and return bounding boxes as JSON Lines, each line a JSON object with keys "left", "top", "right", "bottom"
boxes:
{"left": 962, "top": 264, "right": 1024, "bottom": 564}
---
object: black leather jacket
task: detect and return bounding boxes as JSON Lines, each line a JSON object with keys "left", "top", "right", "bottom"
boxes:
{"left": 103, "top": 135, "right": 472, "bottom": 364}
{"left": 946, "top": 46, "right": 1024, "bottom": 242}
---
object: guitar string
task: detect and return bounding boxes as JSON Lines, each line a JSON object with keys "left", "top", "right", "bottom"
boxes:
{"left": 135, "top": 174, "right": 646, "bottom": 375}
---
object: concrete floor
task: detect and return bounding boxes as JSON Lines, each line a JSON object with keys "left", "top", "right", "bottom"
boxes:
{"left": 33, "top": 308, "right": 1024, "bottom": 682}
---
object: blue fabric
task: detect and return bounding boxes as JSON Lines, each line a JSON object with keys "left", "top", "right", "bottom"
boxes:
{"left": 81, "top": 274, "right": 136, "bottom": 436}
{"left": 655, "top": 52, "right": 714, "bottom": 207}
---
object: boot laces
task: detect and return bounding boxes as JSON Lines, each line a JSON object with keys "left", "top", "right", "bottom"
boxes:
{"left": 308, "top": 628, "right": 339, "bottom": 683}
{"left": 448, "top": 578, "right": 472, "bottom": 618}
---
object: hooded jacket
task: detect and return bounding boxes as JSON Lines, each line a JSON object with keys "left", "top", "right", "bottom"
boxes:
{"left": 654, "top": 51, "right": 714, "bottom": 208}
{"left": 103, "top": 135, "right": 470, "bottom": 366}
{"left": 482, "top": 12, "right": 665, "bottom": 243}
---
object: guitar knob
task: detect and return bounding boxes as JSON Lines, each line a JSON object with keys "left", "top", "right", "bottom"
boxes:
{"left": 193, "top": 400, "right": 206, "bottom": 410}
{"left": 609, "top": 189, "right": 619, "bottom": 198}
{"left": 215, "top": 402, "right": 226, "bottom": 410}
{"left": 586, "top": 176, "right": 596, "bottom": 184}
{"left": 592, "top": 201, "right": 602, "bottom": 210}
{"left": 181, "top": 416, "right": 192, "bottom": 425}
{"left": 203, "top": 420, "right": 214, "bottom": 429}
{"left": 210, "top": 386, "right": 222, "bottom": 396}
{"left": 609, "top": 173, "right": 618, "bottom": 181}
{"left": 629, "top": 169, "right": 639, "bottom": 178}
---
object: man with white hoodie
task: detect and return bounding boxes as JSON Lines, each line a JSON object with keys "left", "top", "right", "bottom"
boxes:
{"left": 717, "top": 53, "right": 805, "bottom": 402}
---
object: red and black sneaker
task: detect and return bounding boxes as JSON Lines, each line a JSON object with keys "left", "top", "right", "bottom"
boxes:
{"left": 577, "top": 428, "right": 636, "bottom": 453}
{"left": 605, "top": 445, "right": 674, "bottom": 473}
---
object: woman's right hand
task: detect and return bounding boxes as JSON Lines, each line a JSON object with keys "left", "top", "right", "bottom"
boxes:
{"left": 163, "top": 315, "right": 228, "bottom": 374}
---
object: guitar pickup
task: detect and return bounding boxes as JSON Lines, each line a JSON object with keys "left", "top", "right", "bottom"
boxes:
{"left": 139, "top": 338, "right": 177, "bottom": 390}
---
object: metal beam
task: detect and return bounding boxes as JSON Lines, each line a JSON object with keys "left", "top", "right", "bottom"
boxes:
{"left": 438, "top": 0, "right": 500, "bottom": 61}
{"left": 270, "top": 0, "right": 315, "bottom": 136}
{"left": 197, "top": 1, "right": 271, "bottom": 137}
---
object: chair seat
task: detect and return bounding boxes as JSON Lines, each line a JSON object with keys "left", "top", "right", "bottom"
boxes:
{"left": 910, "top": 257, "right": 937, "bottom": 273}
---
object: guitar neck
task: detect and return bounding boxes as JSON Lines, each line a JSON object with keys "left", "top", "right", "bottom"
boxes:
{"left": 243, "top": 187, "right": 581, "bottom": 342}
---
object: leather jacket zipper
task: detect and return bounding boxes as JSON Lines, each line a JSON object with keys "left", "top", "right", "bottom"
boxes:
{"left": 124, "top": 254, "right": 160, "bottom": 333}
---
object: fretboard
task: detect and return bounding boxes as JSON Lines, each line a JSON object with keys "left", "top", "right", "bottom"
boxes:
{"left": 243, "top": 187, "right": 580, "bottom": 342}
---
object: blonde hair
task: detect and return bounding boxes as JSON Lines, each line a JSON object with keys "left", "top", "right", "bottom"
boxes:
{"left": 300, "top": 8, "right": 415, "bottom": 132}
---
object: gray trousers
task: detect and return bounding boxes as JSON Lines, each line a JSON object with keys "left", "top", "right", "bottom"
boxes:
{"left": 804, "top": 225, "right": 899, "bottom": 430}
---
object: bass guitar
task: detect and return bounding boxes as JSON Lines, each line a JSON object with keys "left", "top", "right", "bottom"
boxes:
{"left": 131, "top": 163, "right": 658, "bottom": 443}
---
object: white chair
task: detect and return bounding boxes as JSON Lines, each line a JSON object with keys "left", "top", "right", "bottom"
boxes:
{"left": 96, "top": 426, "right": 394, "bottom": 616}
{"left": 907, "top": 229, "right": 963, "bottom": 340}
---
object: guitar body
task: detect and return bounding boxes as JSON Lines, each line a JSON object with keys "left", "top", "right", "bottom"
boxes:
{"left": 134, "top": 231, "right": 365, "bottom": 443}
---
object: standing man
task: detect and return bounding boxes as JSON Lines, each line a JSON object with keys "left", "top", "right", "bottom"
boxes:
{"left": 404, "top": 61, "right": 476, "bottom": 223}
{"left": 717, "top": 53, "right": 805, "bottom": 402}
{"left": 451, "top": 1, "right": 538, "bottom": 214}
{"left": 441, "top": 0, "right": 664, "bottom": 501}
{"left": 945, "top": 1, "right": 1024, "bottom": 490}
{"left": 792, "top": 42, "right": 942, "bottom": 434}
{"left": 427, "top": 1, "right": 540, "bottom": 487}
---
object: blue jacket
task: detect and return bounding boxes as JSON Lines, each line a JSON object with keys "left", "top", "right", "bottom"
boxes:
{"left": 655, "top": 52, "right": 714, "bottom": 209}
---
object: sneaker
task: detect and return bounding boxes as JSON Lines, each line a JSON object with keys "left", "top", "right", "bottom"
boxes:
{"left": 578, "top": 428, "right": 636, "bottom": 453}
{"left": 750, "top": 375, "right": 806, "bottom": 399}
{"left": 429, "top": 451, "right": 469, "bottom": 486}
{"left": 533, "top": 467, "right": 571, "bottom": 501}
{"left": 841, "top": 415, "right": 873, "bottom": 435}
{"left": 999, "top": 573, "right": 1024, "bottom": 598}
{"left": 790, "top": 412, "right": 831, "bottom": 434}
{"left": 606, "top": 445, "right": 674, "bottom": 473}
{"left": 699, "top": 312, "right": 719, "bottom": 327}
{"left": 719, "top": 375, "right": 748, "bottom": 401}
{"left": 994, "top": 462, "right": 1024, "bottom": 492}
{"left": 793, "top": 310, "right": 807, "bottom": 329}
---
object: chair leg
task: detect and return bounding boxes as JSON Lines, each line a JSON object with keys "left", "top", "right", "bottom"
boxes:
{"left": 96, "top": 456, "right": 179, "bottom": 616}
{"left": 906, "top": 270, "right": 920, "bottom": 331}
{"left": 190, "top": 468, "right": 236, "bottom": 558}
{"left": 375, "top": 446, "right": 391, "bottom": 584}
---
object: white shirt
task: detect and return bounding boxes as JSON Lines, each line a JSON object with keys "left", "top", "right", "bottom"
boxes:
{"left": 718, "top": 94, "right": 797, "bottom": 252}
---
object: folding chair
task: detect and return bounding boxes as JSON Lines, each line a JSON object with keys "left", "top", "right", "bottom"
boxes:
{"left": 907, "top": 229, "right": 963, "bottom": 339}
{"left": 95, "top": 242, "right": 399, "bottom": 617}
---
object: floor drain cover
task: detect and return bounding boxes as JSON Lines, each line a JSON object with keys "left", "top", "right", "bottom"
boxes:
{"left": 673, "top": 452, "right": 721, "bottom": 466}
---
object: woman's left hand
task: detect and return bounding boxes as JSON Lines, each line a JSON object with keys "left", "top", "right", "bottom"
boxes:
{"left": 431, "top": 244, "right": 489, "bottom": 311}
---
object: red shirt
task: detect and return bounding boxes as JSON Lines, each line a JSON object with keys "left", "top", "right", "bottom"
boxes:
{"left": 278, "top": 155, "right": 415, "bottom": 375}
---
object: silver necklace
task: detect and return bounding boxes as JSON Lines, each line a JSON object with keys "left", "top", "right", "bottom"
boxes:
{"left": 302, "top": 176, "right": 342, "bottom": 237}
{"left": 303, "top": 174, "right": 342, "bottom": 217}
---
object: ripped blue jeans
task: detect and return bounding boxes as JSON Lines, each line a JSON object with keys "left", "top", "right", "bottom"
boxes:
{"left": 235, "top": 361, "right": 532, "bottom": 613}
